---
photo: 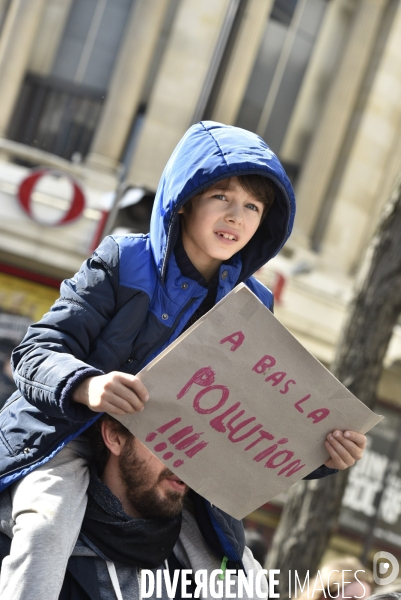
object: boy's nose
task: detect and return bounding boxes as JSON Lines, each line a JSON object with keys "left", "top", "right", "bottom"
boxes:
{"left": 226, "top": 204, "right": 242, "bottom": 222}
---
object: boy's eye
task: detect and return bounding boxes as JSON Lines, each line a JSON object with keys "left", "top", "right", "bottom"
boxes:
{"left": 213, "top": 194, "right": 227, "bottom": 201}
{"left": 246, "top": 203, "right": 260, "bottom": 212}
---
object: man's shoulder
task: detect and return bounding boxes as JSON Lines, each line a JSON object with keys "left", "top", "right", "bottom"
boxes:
{"left": 244, "top": 277, "right": 274, "bottom": 312}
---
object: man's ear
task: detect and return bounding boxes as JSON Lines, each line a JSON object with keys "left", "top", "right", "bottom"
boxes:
{"left": 101, "top": 420, "right": 126, "bottom": 457}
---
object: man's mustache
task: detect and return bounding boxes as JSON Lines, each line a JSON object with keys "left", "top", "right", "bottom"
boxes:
{"left": 158, "top": 468, "right": 174, "bottom": 481}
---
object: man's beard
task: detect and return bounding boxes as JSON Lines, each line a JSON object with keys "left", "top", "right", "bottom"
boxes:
{"left": 119, "top": 438, "right": 188, "bottom": 518}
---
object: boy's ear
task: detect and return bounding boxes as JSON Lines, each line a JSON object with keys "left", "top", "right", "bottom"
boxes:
{"left": 178, "top": 206, "right": 184, "bottom": 214}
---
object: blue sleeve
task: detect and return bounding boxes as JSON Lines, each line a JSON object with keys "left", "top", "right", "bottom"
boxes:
{"left": 11, "top": 236, "right": 120, "bottom": 422}
{"left": 303, "top": 465, "right": 338, "bottom": 479}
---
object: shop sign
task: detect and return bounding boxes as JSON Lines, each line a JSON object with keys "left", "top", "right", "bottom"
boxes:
{"left": 17, "top": 168, "right": 85, "bottom": 226}
{"left": 340, "top": 406, "right": 401, "bottom": 548}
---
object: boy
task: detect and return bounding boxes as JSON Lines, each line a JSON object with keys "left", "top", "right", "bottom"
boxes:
{"left": 0, "top": 122, "right": 366, "bottom": 599}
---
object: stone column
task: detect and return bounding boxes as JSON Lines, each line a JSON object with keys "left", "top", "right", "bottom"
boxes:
{"left": 85, "top": 0, "right": 170, "bottom": 173}
{"left": 292, "top": 0, "right": 387, "bottom": 246}
{"left": 211, "top": 0, "right": 274, "bottom": 125}
{"left": 0, "top": 0, "right": 47, "bottom": 137}
{"left": 126, "top": 0, "right": 232, "bottom": 190}
{"left": 361, "top": 113, "right": 401, "bottom": 250}
{"left": 280, "top": 0, "right": 355, "bottom": 165}
{"left": 321, "top": 0, "right": 401, "bottom": 273}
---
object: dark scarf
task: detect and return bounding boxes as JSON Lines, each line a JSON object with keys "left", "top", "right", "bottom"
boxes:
{"left": 80, "top": 469, "right": 182, "bottom": 568}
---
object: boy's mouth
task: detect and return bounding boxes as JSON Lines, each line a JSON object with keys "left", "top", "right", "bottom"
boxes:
{"left": 215, "top": 230, "right": 238, "bottom": 242}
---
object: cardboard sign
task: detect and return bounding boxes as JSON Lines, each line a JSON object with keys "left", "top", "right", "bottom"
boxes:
{"left": 115, "top": 284, "right": 382, "bottom": 519}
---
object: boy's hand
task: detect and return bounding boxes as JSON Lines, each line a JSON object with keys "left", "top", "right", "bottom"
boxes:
{"left": 324, "top": 430, "right": 366, "bottom": 470}
{"left": 73, "top": 372, "right": 149, "bottom": 415}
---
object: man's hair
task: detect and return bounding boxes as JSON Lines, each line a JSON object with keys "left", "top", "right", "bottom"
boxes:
{"left": 87, "top": 414, "right": 133, "bottom": 476}
{"left": 182, "top": 174, "right": 276, "bottom": 219}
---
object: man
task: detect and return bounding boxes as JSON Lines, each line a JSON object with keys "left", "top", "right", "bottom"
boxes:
{"left": 0, "top": 415, "right": 268, "bottom": 599}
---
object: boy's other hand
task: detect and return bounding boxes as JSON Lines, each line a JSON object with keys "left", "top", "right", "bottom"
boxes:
{"left": 324, "top": 430, "right": 366, "bottom": 470}
{"left": 72, "top": 372, "right": 150, "bottom": 415}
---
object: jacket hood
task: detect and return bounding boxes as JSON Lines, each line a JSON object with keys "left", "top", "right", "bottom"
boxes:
{"left": 149, "top": 121, "right": 296, "bottom": 283}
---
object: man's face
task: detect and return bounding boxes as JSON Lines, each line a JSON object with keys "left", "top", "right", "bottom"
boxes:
{"left": 119, "top": 436, "right": 189, "bottom": 518}
{"left": 178, "top": 177, "right": 264, "bottom": 279}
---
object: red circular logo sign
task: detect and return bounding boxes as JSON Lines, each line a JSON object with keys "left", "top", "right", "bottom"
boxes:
{"left": 18, "top": 168, "right": 85, "bottom": 226}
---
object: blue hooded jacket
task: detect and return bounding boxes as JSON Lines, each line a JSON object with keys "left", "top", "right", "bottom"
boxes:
{"left": 0, "top": 121, "right": 333, "bottom": 568}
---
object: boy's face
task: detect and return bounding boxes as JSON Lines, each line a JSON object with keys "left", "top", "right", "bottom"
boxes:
{"left": 178, "top": 177, "right": 264, "bottom": 281}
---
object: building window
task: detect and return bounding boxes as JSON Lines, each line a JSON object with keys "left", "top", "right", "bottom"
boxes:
{"left": 51, "top": 0, "right": 133, "bottom": 91}
{"left": 0, "top": 0, "right": 12, "bottom": 36}
{"left": 7, "top": 0, "right": 134, "bottom": 161}
{"left": 271, "top": 0, "right": 298, "bottom": 25}
{"left": 235, "top": 0, "right": 327, "bottom": 156}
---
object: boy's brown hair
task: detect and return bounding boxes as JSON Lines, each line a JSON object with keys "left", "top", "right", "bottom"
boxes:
{"left": 183, "top": 174, "right": 276, "bottom": 220}
{"left": 237, "top": 174, "right": 276, "bottom": 219}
